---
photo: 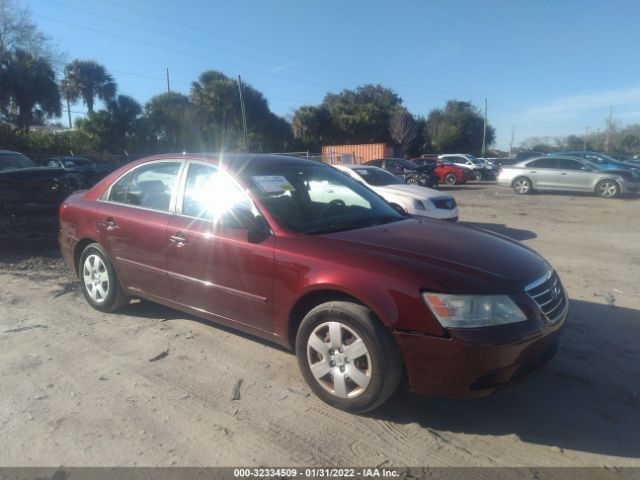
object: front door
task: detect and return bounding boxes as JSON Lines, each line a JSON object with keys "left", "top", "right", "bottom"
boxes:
{"left": 166, "top": 162, "right": 275, "bottom": 332}
{"left": 96, "top": 160, "right": 183, "bottom": 300}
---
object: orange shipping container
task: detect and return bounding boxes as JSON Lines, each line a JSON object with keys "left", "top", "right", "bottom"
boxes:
{"left": 321, "top": 143, "right": 396, "bottom": 165}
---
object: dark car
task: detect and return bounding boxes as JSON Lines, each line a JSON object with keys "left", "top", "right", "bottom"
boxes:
{"left": 0, "top": 150, "right": 76, "bottom": 238}
{"left": 60, "top": 153, "right": 567, "bottom": 413}
{"left": 412, "top": 156, "right": 469, "bottom": 185}
{"left": 363, "top": 158, "right": 439, "bottom": 187}
{"left": 47, "top": 156, "right": 114, "bottom": 189}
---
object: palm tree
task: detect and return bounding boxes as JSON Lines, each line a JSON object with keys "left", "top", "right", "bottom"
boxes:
{"left": 61, "top": 60, "right": 117, "bottom": 114}
{"left": 2, "top": 49, "right": 61, "bottom": 131}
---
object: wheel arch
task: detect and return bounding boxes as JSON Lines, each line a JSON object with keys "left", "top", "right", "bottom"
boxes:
{"left": 286, "top": 288, "right": 386, "bottom": 350}
{"left": 73, "top": 236, "right": 102, "bottom": 275}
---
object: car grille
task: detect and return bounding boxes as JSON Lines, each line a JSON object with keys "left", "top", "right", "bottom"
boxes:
{"left": 431, "top": 198, "right": 457, "bottom": 210}
{"left": 525, "top": 271, "right": 567, "bottom": 324}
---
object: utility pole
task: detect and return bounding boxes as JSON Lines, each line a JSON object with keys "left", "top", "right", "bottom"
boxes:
{"left": 584, "top": 126, "right": 589, "bottom": 151}
{"left": 237, "top": 75, "right": 249, "bottom": 152}
{"left": 508, "top": 125, "right": 515, "bottom": 158}
{"left": 481, "top": 98, "right": 488, "bottom": 158}
{"left": 604, "top": 105, "right": 613, "bottom": 153}
{"left": 66, "top": 98, "right": 72, "bottom": 129}
{"left": 166, "top": 68, "right": 171, "bottom": 94}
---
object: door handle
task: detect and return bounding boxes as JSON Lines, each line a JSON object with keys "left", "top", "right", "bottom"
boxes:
{"left": 104, "top": 218, "right": 117, "bottom": 231}
{"left": 169, "top": 232, "right": 188, "bottom": 246}
{"left": 560, "top": 172, "right": 567, "bottom": 175}
{"left": 529, "top": 171, "right": 537, "bottom": 173}
{"left": 326, "top": 189, "right": 335, "bottom": 194}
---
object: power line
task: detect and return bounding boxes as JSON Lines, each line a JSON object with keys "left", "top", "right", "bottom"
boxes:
{"left": 95, "top": 0, "right": 464, "bottom": 99}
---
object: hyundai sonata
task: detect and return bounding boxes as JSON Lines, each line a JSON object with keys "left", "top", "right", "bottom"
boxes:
{"left": 59, "top": 154, "right": 567, "bottom": 412}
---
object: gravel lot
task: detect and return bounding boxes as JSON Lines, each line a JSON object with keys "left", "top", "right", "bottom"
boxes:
{"left": 1, "top": 182, "right": 639, "bottom": 467}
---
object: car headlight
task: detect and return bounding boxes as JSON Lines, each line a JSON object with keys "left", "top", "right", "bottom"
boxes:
{"left": 422, "top": 293, "right": 526, "bottom": 328}
{"left": 413, "top": 199, "right": 427, "bottom": 210}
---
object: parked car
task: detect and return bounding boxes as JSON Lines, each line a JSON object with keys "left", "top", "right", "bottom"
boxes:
{"left": 47, "top": 156, "right": 114, "bottom": 189}
{"left": 497, "top": 156, "right": 639, "bottom": 198}
{"left": 334, "top": 165, "right": 458, "bottom": 221}
{"left": 363, "top": 158, "right": 439, "bottom": 188}
{"left": 438, "top": 154, "right": 499, "bottom": 180}
{"left": 410, "top": 156, "right": 468, "bottom": 185}
{"left": 60, "top": 153, "right": 567, "bottom": 412}
{"left": 0, "top": 150, "right": 76, "bottom": 238}
{"left": 548, "top": 151, "right": 640, "bottom": 173}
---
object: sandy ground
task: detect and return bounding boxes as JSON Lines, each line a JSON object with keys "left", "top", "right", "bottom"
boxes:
{"left": 0, "top": 182, "right": 639, "bottom": 467}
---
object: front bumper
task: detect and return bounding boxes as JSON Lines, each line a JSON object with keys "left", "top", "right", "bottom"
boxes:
{"left": 393, "top": 306, "right": 566, "bottom": 398}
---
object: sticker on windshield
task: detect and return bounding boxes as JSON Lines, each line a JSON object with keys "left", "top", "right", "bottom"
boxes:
{"left": 251, "top": 175, "right": 295, "bottom": 194}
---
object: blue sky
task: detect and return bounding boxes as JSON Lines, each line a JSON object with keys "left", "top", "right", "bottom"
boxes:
{"left": 29, "top": 0, "right": 640, "bottom": 150}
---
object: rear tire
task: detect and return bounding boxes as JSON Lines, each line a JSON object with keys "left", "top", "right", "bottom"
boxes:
{"left": 296, "top": 301, "right": 403, "bottom": 413}
{"left": 513, "top": 177, "right": 533, "bottom": 194}
{"left": 444, "top": 172, "right": 457, "bottom": 185}
{"left": 595, "top": 179, "right": 619, "bottom": 198}
{"left": 79, "top": 243, "right": 129, "bottom": 312}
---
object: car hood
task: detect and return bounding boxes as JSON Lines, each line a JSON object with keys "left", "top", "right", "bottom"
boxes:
{"left": 373, "top": 183, "right": 446, "bottom": 200}
{"left": 324, "top": 218, "right": 549, "bottom": 292}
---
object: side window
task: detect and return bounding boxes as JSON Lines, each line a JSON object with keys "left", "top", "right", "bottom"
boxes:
{"left": 386, "top": 160, "right": 399, "bottom": 170}
{"left": 108, "top": 171, "right": 133, "bottom": 203}
{"left": 558, "top": 159, "right": 584, "bottom": 170}
{"left": 124, "top": 162, "right": 181, "bottom": 211}
{"left": 584, "top": 154, "right": 602, "bottom": 163}
{"left": 182, "top": 162, "right": 253, "bottom": 227}
{"left": 528, "top": 158, "right": 557, "bottom": 169}
{"left": 367, "top": 160, "right": 382, "bottom": 167}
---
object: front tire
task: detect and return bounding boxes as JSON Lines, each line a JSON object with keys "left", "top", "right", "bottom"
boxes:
{"left": 513, "top": 177, "right": 533, "bottom": 194}
{"left": 79, "top": 243, "right": 129, "bottom": 312}
{"left": 295, "top": 301, "right": 403, "bottom": 413}
{"left": 596, "top": 179, "right": 619, "bottom": 198}
{"left": 406, "top": 176, "right": 419, "bottom": 185}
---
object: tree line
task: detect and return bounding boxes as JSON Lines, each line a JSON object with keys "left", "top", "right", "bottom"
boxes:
{"left": 0, "top": 0, "right": 494, "bottom": 159}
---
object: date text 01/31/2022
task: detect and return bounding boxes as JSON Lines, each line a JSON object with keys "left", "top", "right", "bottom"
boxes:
{"left": 233, "top": 467, "right": 400, "bottom": 477}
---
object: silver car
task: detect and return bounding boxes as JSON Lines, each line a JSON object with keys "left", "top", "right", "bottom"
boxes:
{"left": 497, "top": 156, "right": 640, "bottom": 198}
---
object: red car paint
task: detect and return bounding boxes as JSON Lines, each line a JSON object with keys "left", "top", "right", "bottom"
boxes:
{"left": 59, "top": 154, "right": 567, "bottom": 397}
{"left": 411, "top": 156, "right": 467, "bottom": 184}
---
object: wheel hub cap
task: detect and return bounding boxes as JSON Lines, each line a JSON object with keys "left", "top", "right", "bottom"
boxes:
{"left": 306, "top": 321, "right": 371, "bottom": 399}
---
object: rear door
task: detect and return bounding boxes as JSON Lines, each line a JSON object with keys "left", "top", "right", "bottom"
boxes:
{"left": 166, "top": 161, "right": 275, "bottom": 332}
{"left": 96, "top": 160, "right": 183, "bottom": 300}
{"left": 524, "top": 158, "right": 558, "bottom": 189}
{"left": 384, "top": 160, "right": 406, "bottom": 180}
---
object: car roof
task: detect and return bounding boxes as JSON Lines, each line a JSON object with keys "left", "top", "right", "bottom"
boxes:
{"left": 137, "top": 153, "right": 326, "bottom": 174}
{"left": 0, "top": 150, "right": 24, "bottom": 155}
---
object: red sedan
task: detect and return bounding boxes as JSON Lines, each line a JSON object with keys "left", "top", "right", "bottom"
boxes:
{"left": 59, "top": 154, "right": 567, "bottom": 412}
{"left": 412, "top": 156, "right": 468, "bottom": 185}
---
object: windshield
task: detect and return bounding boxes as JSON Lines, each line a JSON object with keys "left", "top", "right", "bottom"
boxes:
{"left": 465, "top": 155, "right": 481, "bottom": 164}
{"left": 398, "top": 159, "right": 420, "bottom": 169}
{"left": 0, "top": 153, "right": 37, "bottom": 171}
{"left": 242, "top": 164, "right": 404, "bottom": 234}
{"left": 582, "top": 159, "right": 603, "bottom": 170}
{"left": 350, "top": 167, "right": 402, "bottom": 186}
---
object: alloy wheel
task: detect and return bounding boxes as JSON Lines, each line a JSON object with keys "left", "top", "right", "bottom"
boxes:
{"left": 306, "top": 321, "right": 371, "bottom": 398}
{"left": 445, "top": 173, "right": 457, "bottom": 185}
{"left": 514, "top": 178, "right": 530, "bottom": 194}
{"left": 598, "top": 181, "right": 618, "bottom": 198}
{"left": 82, "top": 254, "right": 110, "bottom": 304}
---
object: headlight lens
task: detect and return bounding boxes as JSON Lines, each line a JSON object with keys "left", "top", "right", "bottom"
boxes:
{"left": 422, "top": 293, "right": 526, "bottom": 328}
{"left": 413, "top": 199, "right": 426, "bottom": 210}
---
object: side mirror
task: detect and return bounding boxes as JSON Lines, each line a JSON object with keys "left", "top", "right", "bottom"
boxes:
{"left": 389, "top": 202, "right": 409, "bottom": 217}
{"left": 247, "top": 214, "right": 272, "bottom": 243}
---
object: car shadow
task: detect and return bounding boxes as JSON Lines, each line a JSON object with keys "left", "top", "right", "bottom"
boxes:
{"left": 370, "top": 299, "right": 640, "bottom": 458}
{"left": 460, "top": 221, "right": 537, "bottom": 241}
{"left": 529, "top": 190, "right": 640, "bottom": 201}
{"left": 117, "top": 299, "right": 291, "bottom": 353}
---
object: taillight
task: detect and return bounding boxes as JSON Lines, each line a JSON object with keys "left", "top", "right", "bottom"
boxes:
{"left": 59, "top": 202, "right": 67, "bottom": 220}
